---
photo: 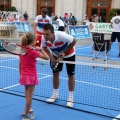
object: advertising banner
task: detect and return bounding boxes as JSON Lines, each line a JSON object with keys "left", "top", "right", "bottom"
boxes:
{"left": 0, "top": 22, "right": 33, "bottom": 33}
{"left": 68, "top": 25, "right": 92, "bottom": 39}
{"left": 86, "top": 22, "right": 113, "bottom": 34}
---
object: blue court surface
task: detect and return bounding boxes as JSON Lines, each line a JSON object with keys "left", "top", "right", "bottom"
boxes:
{"left": 76, "top": 42, "right": 120, "bottom": 61}
{"left": 0, "top": 92, "right": 114, "bottom": 120}
{"left": 0, "top": 55, "right": 120, "bottom": 120}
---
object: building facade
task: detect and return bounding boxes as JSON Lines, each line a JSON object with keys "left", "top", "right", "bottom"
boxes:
{"left": 0, "top": 0, "right": 120, "bottom": 22}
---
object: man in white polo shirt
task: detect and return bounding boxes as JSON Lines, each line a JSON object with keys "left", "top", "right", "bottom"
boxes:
{"left": 34, "top": 8, "right": 52, "bottom": 47}
{"left": 41, "top": 23, "right": 77, "bottom": 107}
{"left": 110, "top": 10, "right": 120, "bottom": 57}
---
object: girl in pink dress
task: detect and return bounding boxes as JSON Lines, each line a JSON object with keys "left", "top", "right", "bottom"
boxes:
{"left": 19, "top": 32, "right": 49, "bottom": 120}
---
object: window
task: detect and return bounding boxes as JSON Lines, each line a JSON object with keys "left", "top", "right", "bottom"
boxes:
{"left": 92, "top": 0, "right": 108, "bottom": 6}
{"left": 41, "top": 0, "right": 53, "bottom": 6}
{"left": 0, "top": 0, "right": 9, "bottom": 3}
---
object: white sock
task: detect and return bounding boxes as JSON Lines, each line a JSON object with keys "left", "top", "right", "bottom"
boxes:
{"left": 53, "top": 89, "right": 59, "bottom": 96}
{"left": 68, "top": 91, "right": 73, "bottom": 98}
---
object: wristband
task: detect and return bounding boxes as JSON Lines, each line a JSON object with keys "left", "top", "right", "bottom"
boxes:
{"left": 39, "top": 48, "right": 42, "bottom": 51}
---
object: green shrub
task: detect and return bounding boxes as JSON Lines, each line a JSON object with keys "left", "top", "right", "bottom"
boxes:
{"left": 108, "top": 8, "right": 120, "bottom": 22}
{"left": 7, "top": 6, "right": 17, "bottom": 12}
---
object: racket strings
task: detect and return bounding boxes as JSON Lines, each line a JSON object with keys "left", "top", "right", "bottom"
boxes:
{"left": 4, "top": 42, "right": 17, "bottom": 51}
{"left": 2, "top": 41, "right": 26, "bottom": 55}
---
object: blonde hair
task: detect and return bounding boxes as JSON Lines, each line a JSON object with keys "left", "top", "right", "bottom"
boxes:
{"left": 21, "top": 32, "right": 36, "bottom": 46}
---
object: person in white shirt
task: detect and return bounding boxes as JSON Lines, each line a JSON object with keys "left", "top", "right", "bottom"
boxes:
{"left": 94, "top": 14, "right": 99, "bottom": 23}
{"left": 110, "top": 10, "right": 120, "bottom": 57}
{"left": 41, "top": 23, "right": 77, "bottom": 107}
{"left": 56, "top": 18, "right": 65, "bottom": 31}
{"left": 16, "top": 13, "right": 21, "bottom": 21}
{"left": 34, "top": 8, "right": 52, "bottom": 47}
{"left": 83, "top": 15, "right": 89, "bottom": 25}
{"left": 51, "top": 13, "right": 55, "bottom": 21}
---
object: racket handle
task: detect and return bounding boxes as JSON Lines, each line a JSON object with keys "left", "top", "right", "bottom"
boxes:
{"left": 64, "top": 51, "right": 66, "bottom": 55}
{"left": 53, "top": 63, "right": 58, "bottom": 69}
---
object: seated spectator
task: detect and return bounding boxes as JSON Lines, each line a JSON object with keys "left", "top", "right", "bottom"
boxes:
{"left": 70, "top": 15, "right": 77, "bottom": 25}
{"left": 51, "top": 13, "right": 55, "bottom": 21}
{"left": 99, "top": 16, "right": 105, "bottom": 22}
{"left": 19, "top": 16, "right": 24, "bottom": 22}
{"left": 23, "top": 11, "right": 28, "bottom": 21}
{"left": 0, "top": 17, "right": 2, "bottom": 22}
{"left": 54, "top": 15, "right": 58, "bottom": 20}
{"left": 94, "top": 14, "right": 99, "bottom": 23}
{"left": 3, "top": 19, "right": 7, "bottom": 22}
{"left": 7, "top": 15, "right": 15, "bottom": 22}
{"left": 63, "top": 17, "right": 68, "bottom": 27}
{"left": 99, "top": 16, "right": 102, "bottom": 22}
{"left": 89, "top": 16, "right": 95, "bottom": 22}
{"left": 64, "top": 13, "right": 68, "bottom": 18}
{"left": 16, "top": 14, "right": 20, "bottom": 21}
{"left": 69, "top": 13, "right": 72, "bottom": 19}
{"left": 59, "top": 16, "right": 64, "bottom": 21}
{"left": 83, "top": 15, "right": 89, "bottom": 25}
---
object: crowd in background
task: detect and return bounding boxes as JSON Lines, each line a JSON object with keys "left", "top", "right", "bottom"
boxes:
{"left": 83, "top": 14, "right": 105, "bottom": 25}
{"left": 51, "top": 12, "right": 78, "bottom": 26}
{"left": 0, "top": 10, "right": 105, "bottom": 26}
{"left": 0, "top": 10, "right": 78, "bottom": 29}
{"left": 0, "top": 10, "right": 106, "bottom": 27}
{"left": 0, "top": 11, "right": 28, "bottom": 22}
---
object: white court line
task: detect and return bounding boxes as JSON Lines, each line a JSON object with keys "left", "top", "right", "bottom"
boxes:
{"left": 0, "top": 75, "right": 52, "bottom": 91}
{"left": 0, "top": 66, "right": 51, "bottom": 76}
{"left": 38, "top": 75, "right": 52, "bottom": 80}
{"left": 38, "top": 72, "right": 51, "bottom": 76}
{"left": 113, "top": 114, "right": 120, "bottom": 120}
{"left": 2, "top": 73, "right": 119, "bottom": 92}
{"left": 76, "top": 53, "right": 92, "bottom": 57}
{"left": 76, "top": 53, "right": 120, "bottom": 60}
{"left": 76, "top": 46, "right": 119, "bottom": 52}
{"left": 0, "top": 84, "right": 20, "bottom": 91}
{"left": 0, "top": 65, "right": 51, "bottom": 76}
{"left": 76, "top": 46, "right": 91, "bottom": 50}
{"left": 0, "top": 65, "right": 52, "bottom": 91}
{"left": 0, "top": 60, "right": 11, "bottom": 62}
{"left": 60, "top": 77, "right": 120, "bottom": 91}
{"left": 0, "top": 59, "right": 17, "bottom": 62}
{"left": 0, "top": 65, "right": 18, "bottom": 70}
{"left": 1, "top": 65, "right": 120, "bottom": 90}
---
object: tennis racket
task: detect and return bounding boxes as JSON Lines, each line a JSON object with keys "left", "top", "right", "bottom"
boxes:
{"left": 1, "top": 39, "right": 32, "bottom": 55}
{"left": 50, "top": 51, "right": 62, "bottom": 70}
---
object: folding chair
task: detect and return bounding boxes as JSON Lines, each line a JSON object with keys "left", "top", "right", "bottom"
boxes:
{"left": 92, "top": 33, "right": 110, "bottom": 67}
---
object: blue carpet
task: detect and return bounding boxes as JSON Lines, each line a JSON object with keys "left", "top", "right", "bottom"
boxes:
{"left": 0, "top": 92, "right": 115, "bottom": 120}
{"left": 76, "top": 42, "right": 120, "bottom": 61}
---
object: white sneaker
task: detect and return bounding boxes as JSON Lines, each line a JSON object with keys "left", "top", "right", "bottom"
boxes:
{"left": 22, "top": 113, "right": 35, "bottom": 120}
{"left": 66, "top": 97, "right": 74, "bottom": 107}
{"left": 22, "top": 108, "right": 33, "bottom": 116}
{"left": 46, "top": 94, "right": 59, "bottom": 103}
